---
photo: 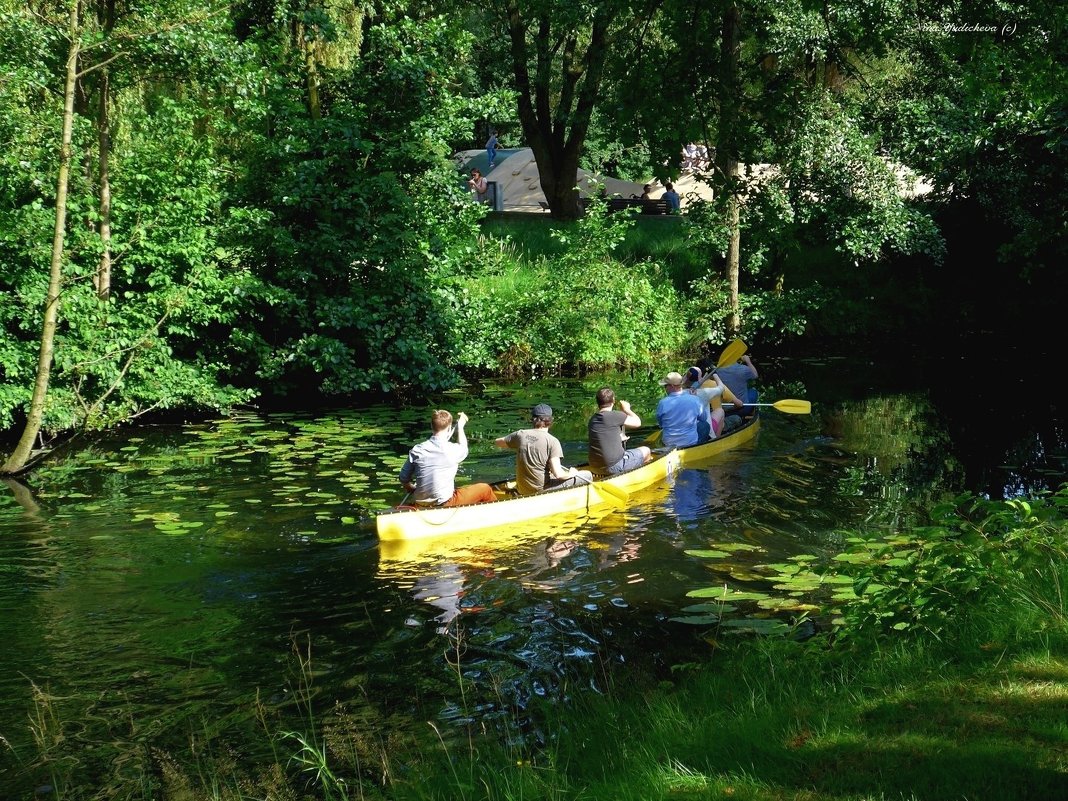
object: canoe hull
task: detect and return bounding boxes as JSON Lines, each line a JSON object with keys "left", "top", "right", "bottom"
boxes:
{"left": 375, "top": 416, "right": 760, "bottom": 541}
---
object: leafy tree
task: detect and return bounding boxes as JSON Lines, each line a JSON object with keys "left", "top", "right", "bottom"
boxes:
{"left": 489, "top": 0, "right": 647, "bottom": 219}
{"left": 0, "top": 0, "right": 257, "bottom": 472}
{"left": 868, "top": 4, "right": 1067, "bottom": 331}
{"left": 603, "top": 0, "right": 947, "bottom": 342}
{"left": 226, "top": 4, "right": 491, "bottom": 396}
{"left": 0, "top": 0, "right": 81, "bottom": 473}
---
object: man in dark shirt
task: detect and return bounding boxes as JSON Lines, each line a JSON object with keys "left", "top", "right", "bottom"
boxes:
{"left": 662, "top": 182, "right": 681, "bottom": 213}
{"left": 587, "top": 387, "right": 652, "bottom": 475}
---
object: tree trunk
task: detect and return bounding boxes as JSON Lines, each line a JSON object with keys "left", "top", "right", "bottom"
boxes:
{"left": 303, "top": 23, "right": 321, "bottom": 120}
{"left": 716, "top": 2, "right": 742, "bottom": 335}
{"left": 531, "top": 145, "right": 582, "bottom": 219}
{"left": 1, "top": 2, "right": 80, "bottom": 475}
{"left": 306, "top": 45, "right": 321, "bottom": 120}
{"left": 503, "top": 0, "right": 614, "bottom": 220}
{"left": 94, "top": 67, "right": 112, "bottom": 300}
{"left": 724, "top": 165, "right": 741, "bottom": 333}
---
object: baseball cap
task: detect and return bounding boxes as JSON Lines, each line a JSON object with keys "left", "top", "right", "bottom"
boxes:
{"left": 659, "top": 372, "right": 684, "bottom": 387}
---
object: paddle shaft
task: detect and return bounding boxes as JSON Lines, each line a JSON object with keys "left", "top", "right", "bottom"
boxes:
{"left": 744, "top": 399, "right": 811, "bottom": 414}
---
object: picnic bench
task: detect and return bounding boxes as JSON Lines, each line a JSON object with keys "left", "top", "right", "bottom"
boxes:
{"left": 539, "top": 197, "right": 674, "bottom": 215}
{"left": 606, "top": 197, "right": 671, "bottom": 215}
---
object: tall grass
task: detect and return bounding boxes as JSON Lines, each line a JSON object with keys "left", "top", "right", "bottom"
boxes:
{"left": 479, "top": 215, "right": 707, "bottom": 289}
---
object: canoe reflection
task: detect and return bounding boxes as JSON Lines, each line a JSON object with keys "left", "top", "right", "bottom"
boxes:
{"left": 377, "top": 480, "right": 675, "bottom": 627}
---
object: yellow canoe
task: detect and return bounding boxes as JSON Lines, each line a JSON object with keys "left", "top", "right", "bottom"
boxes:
{"left": 375, "top": 416, "right": 760, "bottom": 542}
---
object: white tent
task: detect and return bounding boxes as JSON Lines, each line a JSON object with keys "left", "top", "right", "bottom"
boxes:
{"left": 456, "top": 148, "right": 930, "bottom": 212}
{"left": 456, "top": 148, "right": 715, "bottom": 212}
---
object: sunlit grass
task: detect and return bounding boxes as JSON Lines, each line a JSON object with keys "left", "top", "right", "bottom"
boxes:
{"left": 479, "top": 214, "right": 706, "bottom": 289}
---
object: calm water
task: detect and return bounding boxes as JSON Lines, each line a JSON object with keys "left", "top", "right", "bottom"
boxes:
{"left": 1, "top": 352, "right": 1064, "bottom": 791}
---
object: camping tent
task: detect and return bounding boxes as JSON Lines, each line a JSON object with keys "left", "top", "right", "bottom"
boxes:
{"left": 456, "top": 148, "right": 715, "bottom": 212}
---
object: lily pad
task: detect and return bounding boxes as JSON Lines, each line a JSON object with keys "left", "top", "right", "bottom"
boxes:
{"left": 669, "top": 614, "right": 721, "bottom": 625}
{"left": 721, "top": 618, "right": 791, "bottom": 635}
{"left": 684, "top": 549, "right": 731, "bottom": 559}
{"left": 685, "top": 588, "right": 770, "bottom": 602}
{"left": 681, "top": 602, "right": 736, "bottom": 614}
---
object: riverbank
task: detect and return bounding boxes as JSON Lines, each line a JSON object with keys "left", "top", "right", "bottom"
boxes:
{"left": 438, "top": 624, "right": 1068, "bottom": 800}
{"left": 8, "top": 488, "right": 1064, "bottom": 799}
{"left": 391, "top": 491, "right": 1068, "bottom": 800}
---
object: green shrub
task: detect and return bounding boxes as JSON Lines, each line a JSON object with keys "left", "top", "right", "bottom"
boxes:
{"left": 838, "top": 489, "right": 1068, "bottom": 640}
{"left": 452, "top": 202, "right": 688, "bottom": 373}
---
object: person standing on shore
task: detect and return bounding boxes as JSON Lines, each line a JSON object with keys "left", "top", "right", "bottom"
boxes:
{"left": 468, "top": 168, "right": 489, "bottom": 204}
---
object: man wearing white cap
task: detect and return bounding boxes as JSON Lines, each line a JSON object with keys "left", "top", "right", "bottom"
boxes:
{"left": 655, "top": 371, "right": 708, "bottom": 448}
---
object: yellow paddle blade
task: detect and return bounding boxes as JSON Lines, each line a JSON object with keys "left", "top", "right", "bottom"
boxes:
{"left": 643, "top": 429, "right": 663, "bottom": 446}
{"left": 716, "top": 338, "right": 747, "bottom": 368}
{"left": 748, "top": 399, "right": 811, "bottom": 414}
{"left": 773, "top": 398, "right": 810, "bottom": 414}
{"left": 596, "top": 481, "right": 630, "bottom": 504}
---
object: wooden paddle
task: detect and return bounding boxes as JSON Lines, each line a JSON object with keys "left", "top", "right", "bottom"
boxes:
{"left": 644, "top": 339, "right": 750, "bottom": 445}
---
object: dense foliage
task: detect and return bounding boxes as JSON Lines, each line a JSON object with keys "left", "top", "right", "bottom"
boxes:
{"left": 1, "top": 0, "right": 1064, "bottom": 454}
{"left": 223, "top": 9, "right": 488, "bottom": 397}
{"left": 449, "top": 200, "right": 686, "bottom": 373}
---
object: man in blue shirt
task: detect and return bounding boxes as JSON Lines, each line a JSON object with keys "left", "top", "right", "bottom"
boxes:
{"left": 655, "top": 372, "right": 709, "bottom": 448}
{"left": 716, "top": 352, "right": 759, "bottom": 426}
{"left": 662, "top": 182, "right": 681, "bottom": 213}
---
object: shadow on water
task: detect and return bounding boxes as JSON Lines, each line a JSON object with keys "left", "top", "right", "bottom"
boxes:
{"left": 0, "top": 353, "right": 1064, "bottom": 791}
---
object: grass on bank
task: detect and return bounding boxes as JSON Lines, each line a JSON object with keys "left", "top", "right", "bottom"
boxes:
{"left": 473, "top": 631, "right": 1068, "bottom": 801}
{"left": 479, "top": 213, "right": 708, "bottom": 290}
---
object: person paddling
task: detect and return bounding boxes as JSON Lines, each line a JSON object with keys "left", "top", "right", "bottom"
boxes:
{"left": 587, "top": 387, "right": 652, "bottom": 475}
{"left": 716, "top": 349, "right": 759, "bottom": 427}
{"left": 399, "top": 410, "right": 496, "bottom": 507}
{"left": 684, "top": 365, "right": 742, "bottom": 438}
{"left": 655, "top": 371, "right": 709, "bottom": 448}
{"left": 495, "top": 404, "right": 593, "bottom": 495}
